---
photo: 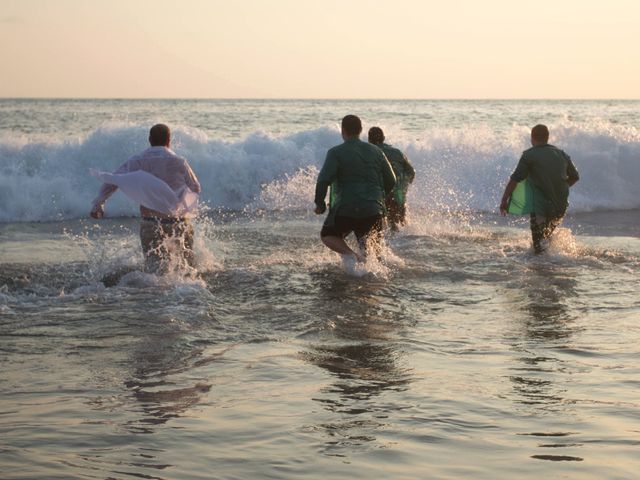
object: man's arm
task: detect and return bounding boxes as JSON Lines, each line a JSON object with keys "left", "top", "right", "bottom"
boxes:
{"left": 381, "top": 153, "right": 397, "bottom": 195}
{"left": 90, "top": 157, "right": 136, "bottom": 218}
{"left": 499, "top": 179, "right": 519, "bottom": 215}
{"left": 567, "top": 157, "right": 579, "bottom": 187}
{"left": 314, "top": 151, "right": 338, "bottom": 214}
{"left": 402, "top": 153, "right": 416, "bottom": 183}
{"left": 184, "top": 161, "right": 201, "bottom": 194}
{"left": 500, "top": 155, "right": 529, "bottom": 215}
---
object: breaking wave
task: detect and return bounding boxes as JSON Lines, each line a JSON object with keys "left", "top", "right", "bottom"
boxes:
{"left": 1, "top": 122, "right": 638, "bottom": 222}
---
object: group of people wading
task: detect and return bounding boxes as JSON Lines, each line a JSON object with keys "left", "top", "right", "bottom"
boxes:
{"left": 90, "top": 116, "right": 578, "bottom": 273}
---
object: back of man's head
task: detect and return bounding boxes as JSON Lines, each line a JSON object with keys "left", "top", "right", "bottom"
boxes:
{"left": 149, "top": 124, "right": 171, "bottom": 147}
{"left": 368, "top": 126, "right": 385, "bottom": 145}
{"left": 341, "top": 115, "right": 362, "bottom": 137}
{"left": 531, "top": 124, "right": 549, "bottom": 144}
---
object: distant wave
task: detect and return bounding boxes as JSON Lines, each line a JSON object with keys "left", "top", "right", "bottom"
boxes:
{"left": 0, "top": 123, "right": 638, "bottom": 222}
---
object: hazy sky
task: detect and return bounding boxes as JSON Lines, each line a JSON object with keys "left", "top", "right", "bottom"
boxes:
{"left": 1, "top": 0, "right": 638, "bottom": 98}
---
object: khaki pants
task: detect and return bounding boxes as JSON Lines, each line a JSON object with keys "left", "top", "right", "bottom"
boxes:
{"left": 140, "top": 218, "right": 195, "bottom": 273}
{"left": 530, "top": 213, "right": 562, "bottom": 254}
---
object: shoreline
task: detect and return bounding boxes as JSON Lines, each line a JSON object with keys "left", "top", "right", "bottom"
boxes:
{"left": 1, "top": 208, "right": 638, "bottom": 236}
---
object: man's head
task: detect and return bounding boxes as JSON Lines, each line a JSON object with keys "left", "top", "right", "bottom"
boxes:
{"left": 341, "top": 115, "right": 362, "bottom": 139}
{"left": 531, "top": 124, "right": 549, "bottom": 146}
{"left": 149, "top": 123, "right": 171, "bottom": 147}
{"left": 368, "top": 126, "right": 385, "bottom": 145}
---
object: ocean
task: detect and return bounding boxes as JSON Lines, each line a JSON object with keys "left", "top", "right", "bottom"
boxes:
{"left": 1, "top": 99, "right": 639, "bottom": 479}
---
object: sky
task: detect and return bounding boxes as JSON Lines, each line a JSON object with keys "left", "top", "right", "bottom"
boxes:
{"left": 1, "top": 0, "right": 638, "bottom": 99}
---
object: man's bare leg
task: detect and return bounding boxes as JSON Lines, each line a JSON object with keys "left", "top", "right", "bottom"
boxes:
{"left": 321, "top": 235, "right": 365, "bottom": 262}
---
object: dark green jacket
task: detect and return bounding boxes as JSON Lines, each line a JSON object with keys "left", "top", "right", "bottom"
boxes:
{"left": 315, "top": 138, "right": 396, "bottom": 219}
{"left": 511, "top": 144, "right": 579, "bottom": 217}
{"left": 378, "top": 143, "right": 415, "bottom": 204}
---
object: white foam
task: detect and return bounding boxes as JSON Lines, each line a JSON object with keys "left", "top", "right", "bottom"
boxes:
{"left": 1, "top": 122, "right": 638, "bottom": 222}
{"left": 0, "top": 288, "right": 17, "bottom": 313}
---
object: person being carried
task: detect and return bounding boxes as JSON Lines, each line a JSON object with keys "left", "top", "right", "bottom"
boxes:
{"left": 314, "top": 115, "right": 396, "bottom": 262}
{"left": 90, "top": 123, "right": 202, "bottom": 272}
{"left": 368, "top": 127, "right": 416, "bottom": 232}
{"left": 500, "top": 124, "right": 579, "bottom": 254}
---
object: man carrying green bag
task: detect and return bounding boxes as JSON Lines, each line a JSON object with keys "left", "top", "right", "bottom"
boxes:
{"left": 500, "top": 124, "right": 580, "bottom": 254}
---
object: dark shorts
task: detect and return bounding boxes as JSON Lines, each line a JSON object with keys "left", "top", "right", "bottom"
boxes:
{"left": 320, "top": 214, "right": 385, "bottom": 241}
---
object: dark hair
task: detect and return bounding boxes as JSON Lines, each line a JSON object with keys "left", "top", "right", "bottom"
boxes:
{"left": 368, "top": 126, "right": 384, "bottom": 144}
{"left": 149, "top": 123, "right": 171, "bottom": 146}
{"left": 341, "top": 115, "right": 362, "bottom": 136}
{"left": 531, "top": 124, "right": 549, "bottom": 143}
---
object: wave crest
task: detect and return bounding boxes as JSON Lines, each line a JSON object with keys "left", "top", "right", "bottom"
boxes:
{"left": 1, "top": 122, "right": 638, "bottom": 222}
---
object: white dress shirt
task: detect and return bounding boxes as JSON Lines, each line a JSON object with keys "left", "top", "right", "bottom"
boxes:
{"left": 92, "top": 146, "right": 201, "bottom": 216}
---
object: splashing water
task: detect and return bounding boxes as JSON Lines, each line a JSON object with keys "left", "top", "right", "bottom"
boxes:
{"left": 2, "top": 99, "right": 640, "bottom": 480}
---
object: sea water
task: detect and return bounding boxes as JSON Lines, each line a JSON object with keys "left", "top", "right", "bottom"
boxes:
{"left": 0, "top": 99, "right": 639, "bottom": 479}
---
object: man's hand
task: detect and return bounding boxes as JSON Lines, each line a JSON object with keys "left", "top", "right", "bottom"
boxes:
{"left": 90, "top": 204, "right": 104, "bottom": 219}
{"left": 499, "top": 179, "right": 518, "bottom": 217}
{"left": 499, "top": 198, "right": 509, "bottom": 216}
{"left": 314, "top": 204, "right": 326, "bottom": 215}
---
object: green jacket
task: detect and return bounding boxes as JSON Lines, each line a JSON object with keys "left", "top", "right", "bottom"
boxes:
{"left": 315, "top": 138, "right": 396, "bottom": 220}
{"left": 378, "top": 143, "right": 415, "bottom": 204}
{"left": 511, "top": 144, "right": 579, "bottom": 218}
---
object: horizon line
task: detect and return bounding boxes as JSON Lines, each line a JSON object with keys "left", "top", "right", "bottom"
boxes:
{"left": 1, "top": 96, "right": 639, "bottom": 101}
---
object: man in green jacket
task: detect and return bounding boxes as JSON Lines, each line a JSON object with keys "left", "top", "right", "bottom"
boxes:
{"left": 315, "top": 115, "right": 396, "bottom": 261}
{"left": 500, "top": 124, "right": 580, "bottom": 253}
{"left": 368, "top": 127, "right": 416, "bottom": 231}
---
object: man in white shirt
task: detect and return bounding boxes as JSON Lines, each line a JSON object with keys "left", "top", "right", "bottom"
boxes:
{"left": 90, "top": 124, "right": 201, "bottom": 272}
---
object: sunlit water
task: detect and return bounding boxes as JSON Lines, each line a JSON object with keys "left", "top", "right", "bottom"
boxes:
{"left": 1, "top": 210, "right": 638, "bottom": 480}
{"left": 1, "top": 99, "right": 640, "bottom": 479}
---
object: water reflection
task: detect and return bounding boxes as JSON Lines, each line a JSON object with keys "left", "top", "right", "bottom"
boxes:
{"left": 506, "top": 263, "right": 584, "bottom": 461}
{"left": 84, "top": 315, "right": 218, "bottom": 479}
{"left": 304, "top": 275, "right": 413, "bottom": 455}
{"left": 123, "top": 331, "right": 213, "bottom": 434}
{"left": 519, "top": 264, "right": 578, "bottom": 342}
{"left": 508, "top": 264, "right": 579, "bottom": 407}
{"left": 311, "top": 342, "right": 408, "bottom": 409}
